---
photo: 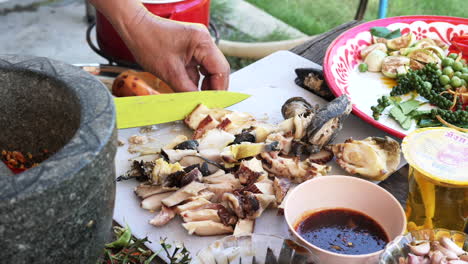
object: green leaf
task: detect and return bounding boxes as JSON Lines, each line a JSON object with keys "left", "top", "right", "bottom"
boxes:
{"left": 389, "top": 96, "right": 402, "bottom": 104}
{"left": 418, "top": 119, "right": 441, "bottom": 128}
{"left": 389, "top": 106, "right": 406, "bottom": 124}
{"left": 386, "top": 28, "right": 402, "bottom": 39}
{"left": 370, "top": 27, "right": 402, "bottom": 39}
{"left": 144, "top": 252, "right": 159, "bottom": 264}
{"left": 399, "top": 99, "right": 420, "bottom": 115}
{"left": 409, "top": 109, "right": 431, "bottom": 119}
{"left": 389, "top": 106, "right": 413, "bottom": 130}
{"left": 370, "top": 27, "right": 391, "bottom": 38}
{"left": 401, "top": 118, "right": 412, "bottom": 130}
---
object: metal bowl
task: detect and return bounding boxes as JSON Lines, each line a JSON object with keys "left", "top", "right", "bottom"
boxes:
{"left": 379, "top": 229, "right": 468, "bottom": 263}
{"left": 193, "top": 234, "right": 320, "bottom": 264}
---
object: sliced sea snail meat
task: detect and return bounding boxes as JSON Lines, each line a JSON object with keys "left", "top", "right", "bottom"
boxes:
{"left": 249, "top": 193, "right": 276, "bottom": 218}
{"left": 305, "top": 95, "right": 352, "bottom": 153}
{"left": 273, "top": 178, "right": 291, "bottom": 205}
{"left": 197, "top": 129, "right": 235, "bottom": 151}
{"left": 182, "top": 220, "right": 233, "bottom": 236}
{"left": 149, "top": 205, "right": 176, "bottom": 227}
{"left": 141, "top": 191, "right": 175, "bottom": 211}
{"left": 181, "top": 208, "right": 221, "bottom": 223}
{"left": 307, "top": 149, "right": 334, "bottom": 164}
{"left": 266, "top": 132, "right": 293, "bottom": 155}
{"left": 161, "top": 148, "right": 197, "bottom": 164}
{"left": 117, "top": 160, "right": 154, "bottom": 182}
{"left": 217, "top": 205, "right": 238, "bottom": 226}
{"left": 330, "top": 136, "right": 401, "bottom": 181}
{"left": 206, "top": 182, "right": 240, "bottom": 203}
{"left": 161, "top": 181, "right": 207, "bottom": 207}
{"left": 235, "top": 158, "right": 268, "bottom": 185}
{"left": 151, "top": 158, "right": 184, "bottom": 185}
{"left": 233, "top": 219, "right": 255, "bottom": 236}
{"left": 134, "top": 184, "right": 176, "bottom": 199}
{"left": 289, "top": 140, "right": 311, "bottom": 159}
{"left": 260, "top": 152, "right": 331, "bottom": 183}
{"left": 293, "top": 112, "right": 315, "bottom": 140}
{"left": 176, "top": 197, "right": 212, "bottom": 213}
{"left": 164, "top": 167, "right": 203, "bottom": 188}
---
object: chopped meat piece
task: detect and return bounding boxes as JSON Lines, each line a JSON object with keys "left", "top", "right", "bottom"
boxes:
{"left": 182, "top": 220, "right": 233, "bottom": 236}
{"left": 149, "top": 205, "right": 176, "bottom": 226}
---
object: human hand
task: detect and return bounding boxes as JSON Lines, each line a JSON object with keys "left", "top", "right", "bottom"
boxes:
{"left": 101, "top": 2, "right": 230, "bottom": 92}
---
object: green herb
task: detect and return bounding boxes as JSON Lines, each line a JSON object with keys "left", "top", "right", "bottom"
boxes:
{"left": 98, "top": 227, "right": 192, "bottom": 264}
{"left": 418, "top": 118, "right": 442, "bottom": 128}
{"left": 105, "top": 225, "right": 132, "bottom": 249}
{"left": 160, "top": 238, "right": 191, "bottom": 264}
{"left": 370, "top": 27, "right": 402, "bottom": 39}
{"left": 401, "top": 118, "right": 412, "bottom": 130}
{"left": 399, "top": 99, "right": 420, "bottom": 115}
{"left": 389, "top": 106, "right": 407, "bottom": 124}
{"left": 385, "top": 28, "right": 402, "bottom": 39}
{"left": 388, "top": 99, "right": 422, "bottom": 130}
{"left": 409, "top": 109, "right": 431, "bottom": 119}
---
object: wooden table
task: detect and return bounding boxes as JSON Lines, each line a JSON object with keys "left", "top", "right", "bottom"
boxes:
{"left": 290, "top": 20, "right": 410, "bottom": 208}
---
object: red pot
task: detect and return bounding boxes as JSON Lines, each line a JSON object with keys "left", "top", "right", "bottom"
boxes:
{"left": 96, "top": 0, "right": 210, "bottom": 63}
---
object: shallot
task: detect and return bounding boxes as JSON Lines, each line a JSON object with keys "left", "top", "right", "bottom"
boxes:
{"left": 401, "top": 236, "right": 468, "bottom": 264}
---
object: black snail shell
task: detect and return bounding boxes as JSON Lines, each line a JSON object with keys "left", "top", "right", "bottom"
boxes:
{"left": 295, "top": 68, "right": 335, "bottom": 101}
{"left": 232, "top": 131, "right": 256, "bottom": 145}
{"left": 281, "top": 97, "right": 313, "bottom": 120}
{"left": 174, "top": 140, "right": 199, "bottom": 150}
{"left": 305, "top": 95, "right": 352, "bottom": 153}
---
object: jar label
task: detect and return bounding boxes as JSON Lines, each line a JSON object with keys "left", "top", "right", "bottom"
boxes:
{"left": 402, "top": 127, "right": 468, "bottom": 186}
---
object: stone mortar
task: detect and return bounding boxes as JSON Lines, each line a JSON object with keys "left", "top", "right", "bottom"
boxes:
{"left": 0, "top": 55, "right": 116, "bottom": 263}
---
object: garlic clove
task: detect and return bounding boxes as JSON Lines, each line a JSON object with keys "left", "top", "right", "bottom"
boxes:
{"left": 447, "top": 260, "right": 468, "bottom": 264}
{"left": 430, "top": 250, "right": 447, "bottom": 264}
{"left": 409, "top": 242, "right": 431, "bottom": 256}
{"left": 440, "top": 237, "right": 467, "bottom": 256}
{"left": 432, "top": 241, "right": 460, "bottom": 260}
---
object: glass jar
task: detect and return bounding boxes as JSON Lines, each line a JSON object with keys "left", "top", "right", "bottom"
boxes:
{"left": 402, "top": 128, "right": 468, "bottom": 232}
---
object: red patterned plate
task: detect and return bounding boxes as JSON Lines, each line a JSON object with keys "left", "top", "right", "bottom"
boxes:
{"left": 323, "top": 16, "right": 468, "bottom": 138}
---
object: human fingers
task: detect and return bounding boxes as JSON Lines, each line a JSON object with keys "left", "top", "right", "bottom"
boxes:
{"left": 186, "top": 61, "right": 201, "bottom": 88}
{"left": 192, "top": 36, "right": 230, "bottom": 90}
{"left": 200, "top": 73, "right": 229, "bottom": 91}
{"left": 165, "top": 62, "right": 199, "bottom": 92}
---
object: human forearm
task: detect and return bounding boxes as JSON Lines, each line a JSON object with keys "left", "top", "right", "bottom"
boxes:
{"left": 88, "top": 0, "right": 146, "bottom": 37}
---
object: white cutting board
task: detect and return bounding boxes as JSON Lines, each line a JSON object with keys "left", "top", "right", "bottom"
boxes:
{"left": 113, "top": 51, "right": 402, "bottom": 259}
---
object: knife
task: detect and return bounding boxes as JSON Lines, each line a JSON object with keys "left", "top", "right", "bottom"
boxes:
{"left": 114, "top": 91, "right": 250, "bottom": 129}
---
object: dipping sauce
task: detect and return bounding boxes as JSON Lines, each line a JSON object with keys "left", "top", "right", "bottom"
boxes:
{"left": 295, "top": 208, "right": 389, "bottom": 255}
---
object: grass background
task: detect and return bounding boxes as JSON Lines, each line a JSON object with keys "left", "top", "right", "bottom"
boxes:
{"left": 211, "top": 0, "right": 466, "bottom": 70}
{"left": 245, "top": 0, "right": 467, "bottom": 36}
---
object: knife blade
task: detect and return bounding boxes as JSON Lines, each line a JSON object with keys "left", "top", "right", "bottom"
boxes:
{"left": 114, "top": 91, "right": 250, "bottom": 129}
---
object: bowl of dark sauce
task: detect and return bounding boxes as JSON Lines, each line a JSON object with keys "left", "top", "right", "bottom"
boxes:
{"left": 284, "top": 176, "right": 406, "bottom": 264}
{"left": 295, "top": 208, "right": 389, "bottom": 255}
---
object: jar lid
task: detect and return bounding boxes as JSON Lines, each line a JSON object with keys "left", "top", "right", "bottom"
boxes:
{"left": 402, "top": 127, "right": 468, "bottom": 187}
